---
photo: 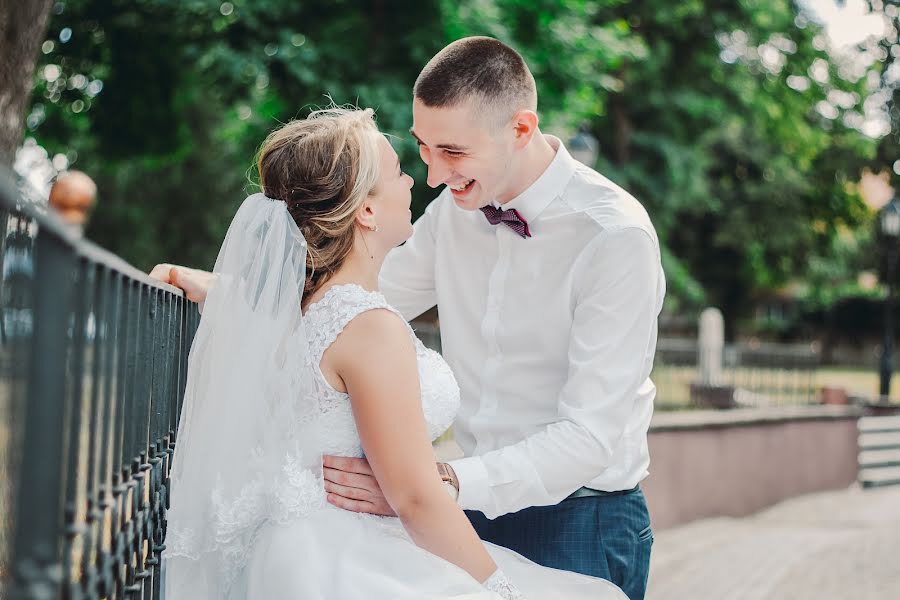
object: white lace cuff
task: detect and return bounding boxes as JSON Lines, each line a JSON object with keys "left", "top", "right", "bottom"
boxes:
{"left": 483, "top": 568, "right": 524, "bottom": 600}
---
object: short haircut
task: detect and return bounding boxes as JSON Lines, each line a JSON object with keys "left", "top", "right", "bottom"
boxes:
{"left": 414, "top": 37, "right": 537, "bottom": 128}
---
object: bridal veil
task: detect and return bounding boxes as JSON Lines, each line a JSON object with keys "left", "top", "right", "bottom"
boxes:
{"left": 164, "top": 194, "right": 325, "bottom": 597}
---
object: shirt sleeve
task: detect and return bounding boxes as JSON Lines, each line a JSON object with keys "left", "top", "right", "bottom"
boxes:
{"left": 449, "top": 226, "right": 665, "bottom": 518}
{"left": 379, "top": 196, "right": 441, "bottom": 321}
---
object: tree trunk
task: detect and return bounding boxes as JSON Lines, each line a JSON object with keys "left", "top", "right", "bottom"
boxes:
{"left": 609, "top": 96, "right": 633, "bottom": 166}
{"left": 0, "top": 0, "right": 54, "bottom": 168}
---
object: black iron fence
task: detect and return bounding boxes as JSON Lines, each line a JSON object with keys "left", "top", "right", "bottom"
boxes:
{"left": 412, "top": 324, "right": 820, "bottom": 410}
{"left": 0, "top": 170, "right": 199, "bottom": 599}
{"left": 652, "top": 338, "right": 820, "bottom": 409}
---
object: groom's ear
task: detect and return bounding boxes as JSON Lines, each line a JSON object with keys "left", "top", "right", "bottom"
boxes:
{"left": 511, "top": 109, "right": 539, "bottom": 149}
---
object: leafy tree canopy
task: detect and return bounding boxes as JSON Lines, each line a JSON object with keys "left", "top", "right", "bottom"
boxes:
{"left": 24, "top": 0, "right": 900, "bottom": 332}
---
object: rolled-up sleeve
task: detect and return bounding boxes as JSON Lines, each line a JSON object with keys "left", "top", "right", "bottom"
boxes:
{"left": 450, "top": 226, "right": 664, "bottom": 518}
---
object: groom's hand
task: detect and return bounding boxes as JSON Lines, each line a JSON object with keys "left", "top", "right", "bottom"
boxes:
{"left": 323, "top": 455, "right": 396, "bottom": 517}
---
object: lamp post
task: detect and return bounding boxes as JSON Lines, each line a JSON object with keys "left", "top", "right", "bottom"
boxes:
{"left": 878, "top": 195, "right": 900, "bottom": 398}
{"left": 568, "top": 127, "right": 599, "bottom": 168}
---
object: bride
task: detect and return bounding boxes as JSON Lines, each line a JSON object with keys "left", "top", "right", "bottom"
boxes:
{"left": 161, "top": 107, "right": 626, "bottom": 599}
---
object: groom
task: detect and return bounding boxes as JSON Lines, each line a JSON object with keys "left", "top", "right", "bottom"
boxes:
{"left": 151, "top": 37, "right": 664, "bottom": 600}
{"left": 324, "top": 38, "right": 664, "bottom": 600}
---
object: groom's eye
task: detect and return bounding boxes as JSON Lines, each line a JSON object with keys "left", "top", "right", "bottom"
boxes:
{"left": 445, "top": 150, "right": 464, "bottom": 158}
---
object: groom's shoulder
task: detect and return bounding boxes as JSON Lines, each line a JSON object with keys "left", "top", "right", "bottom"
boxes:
{"left": 561, "top": 165, "right": 656, "bottom": 241}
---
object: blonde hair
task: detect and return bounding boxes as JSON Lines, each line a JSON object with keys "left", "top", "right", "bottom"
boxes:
{"left": 256, "top": 107, "right": 381, "bottom": 304}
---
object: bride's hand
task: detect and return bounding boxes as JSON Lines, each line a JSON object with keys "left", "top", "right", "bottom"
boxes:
{"left": 323, "top": 455, "right": 397, "bottom": 517}
{"left": 148, "top": 263, "right": 215, "bottom": 305}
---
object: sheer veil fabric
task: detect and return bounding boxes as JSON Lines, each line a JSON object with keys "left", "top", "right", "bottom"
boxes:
{"left": 164, "top": 194, "right": 326, "bottom": 597}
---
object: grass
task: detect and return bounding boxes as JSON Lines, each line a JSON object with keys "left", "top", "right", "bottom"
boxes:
{"left": 651, "top": 366, "right": 900, "bottom": 410}
{"left": 815, "top": 367, "right": 898, "bottom": 399}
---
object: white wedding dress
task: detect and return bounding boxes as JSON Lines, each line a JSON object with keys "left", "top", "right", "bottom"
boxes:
{"left": 223, "top": 284, "right": 626, "bottom": 599}
{"left": 163, "top": 195, "right": 626, "bottom": 600}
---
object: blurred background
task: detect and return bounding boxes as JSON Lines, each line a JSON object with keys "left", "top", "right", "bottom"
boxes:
{"left": 3, "top": 1, "right": 900, "bottom": 598}
{"left": 6, "top": 0, "right": 900, "bottom": 403}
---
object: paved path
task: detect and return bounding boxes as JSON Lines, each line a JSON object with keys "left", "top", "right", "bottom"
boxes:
{"left": 647, "top": 484, "right": 900, "bottom": 599}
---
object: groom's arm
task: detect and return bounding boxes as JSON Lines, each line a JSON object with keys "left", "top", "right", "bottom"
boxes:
{"left": 449, "top": 226, "right": 665, "bottom": 519}
{"left": 378, "top": 193, "right": 443, "bottom": 321}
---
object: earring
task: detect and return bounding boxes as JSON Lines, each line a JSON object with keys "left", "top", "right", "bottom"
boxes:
{"left": 370, "top": 224, "right": 379, "bottom": 232}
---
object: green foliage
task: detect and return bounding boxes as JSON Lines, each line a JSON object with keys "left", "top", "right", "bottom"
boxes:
{"left": 24, "top": 0, "right": 898, "bottom": 332}
{"left": 427, "top": 0, "right": 889, "bottom": 332}
{"left": 31, "top": 0, "right": 445, "bottom": 269}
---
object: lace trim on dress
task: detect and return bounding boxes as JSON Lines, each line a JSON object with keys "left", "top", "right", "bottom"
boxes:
{"left": 304, "top": 283, "right": 405, "bottom": 366}
{"left": 167, "top": 449, "right": 327, "bottom": 591}
{"left": 483, "top": 568, "right": 526, "bottom": 600}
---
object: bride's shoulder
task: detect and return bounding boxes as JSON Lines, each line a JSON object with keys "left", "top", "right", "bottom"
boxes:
{"left": 327, "top": 306, "right": 417, "bottom": 377}
{"left": 305, "top": 283, "right": 396, "bottom": 321}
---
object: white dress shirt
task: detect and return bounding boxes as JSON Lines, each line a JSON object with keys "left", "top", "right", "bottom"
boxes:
{"left": 380, "top": 136, "right": 665, "bottom": 519}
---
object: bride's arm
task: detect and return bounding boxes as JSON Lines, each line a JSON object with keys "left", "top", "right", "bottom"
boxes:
{"left": 329, "top": 308, "right": 498, "bottom": 584}
{"left": 148, "top": 263, "right": 215, "bottom": 305}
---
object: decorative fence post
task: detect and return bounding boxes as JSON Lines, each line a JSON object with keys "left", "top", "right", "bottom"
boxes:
{"left": 690, "top": 307, "right": 736, "bottom": 409}
{"left": 698, "top": 307, "right": 724, "bottom": 385}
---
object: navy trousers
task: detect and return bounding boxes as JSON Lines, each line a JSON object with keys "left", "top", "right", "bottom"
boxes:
{"left": 466, "top": 487, "right": 652, "bottom": 600}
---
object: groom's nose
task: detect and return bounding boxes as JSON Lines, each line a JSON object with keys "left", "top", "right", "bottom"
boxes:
{"left": 426, "top": 156, "right": 451, "bottom": 188}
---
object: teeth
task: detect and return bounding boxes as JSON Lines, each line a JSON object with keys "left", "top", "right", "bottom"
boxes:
{"left": 450, "top": 179, "right": 474, "bottom": 192}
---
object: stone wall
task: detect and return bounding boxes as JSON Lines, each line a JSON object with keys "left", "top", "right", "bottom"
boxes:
{"left": 643, "top": 406, "right": 861, "bottom": 530}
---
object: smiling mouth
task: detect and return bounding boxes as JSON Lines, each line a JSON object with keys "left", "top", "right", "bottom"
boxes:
{"left": 449, "top": 179, "right": 474, "bottom": 192}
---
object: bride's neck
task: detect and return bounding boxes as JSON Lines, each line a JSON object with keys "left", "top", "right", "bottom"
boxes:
{"left": 320, "top": 234, "right": 385, "bottom": 294}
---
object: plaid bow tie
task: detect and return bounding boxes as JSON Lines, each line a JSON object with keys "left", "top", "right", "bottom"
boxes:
{"left": 479, "top": 205, "right": 532, "bottom": 239}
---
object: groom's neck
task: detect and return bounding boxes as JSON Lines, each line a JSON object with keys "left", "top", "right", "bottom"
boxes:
{"left": 497, "top": 131, "right": 556, "bottom": 205}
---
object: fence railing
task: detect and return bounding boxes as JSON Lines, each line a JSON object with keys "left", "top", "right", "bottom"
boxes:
{"left": 0, "top": 169, "right": 199, "bottom": 600}
{"left": 411, "top": 324, "right": 820, "bottom": 410}
{"left": 653, "top": 338, "right": 820, "bottom": 409}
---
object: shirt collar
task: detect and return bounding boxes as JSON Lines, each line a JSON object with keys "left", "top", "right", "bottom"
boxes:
{"left": 495, "top": 135, "right": 577, "bottom": 226}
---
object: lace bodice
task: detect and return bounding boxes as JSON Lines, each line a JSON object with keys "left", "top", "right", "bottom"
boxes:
{"left": 303, "top": 284, "right": 460, "bottom": 457}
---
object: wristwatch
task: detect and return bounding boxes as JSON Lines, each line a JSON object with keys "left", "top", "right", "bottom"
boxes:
{"left": 437, "top": 462, "right": 459, "bottom": 501}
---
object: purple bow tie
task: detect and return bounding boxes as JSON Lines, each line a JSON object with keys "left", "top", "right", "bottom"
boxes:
{"left": 479, "top": 205, "right": 532, "bottom": 239}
